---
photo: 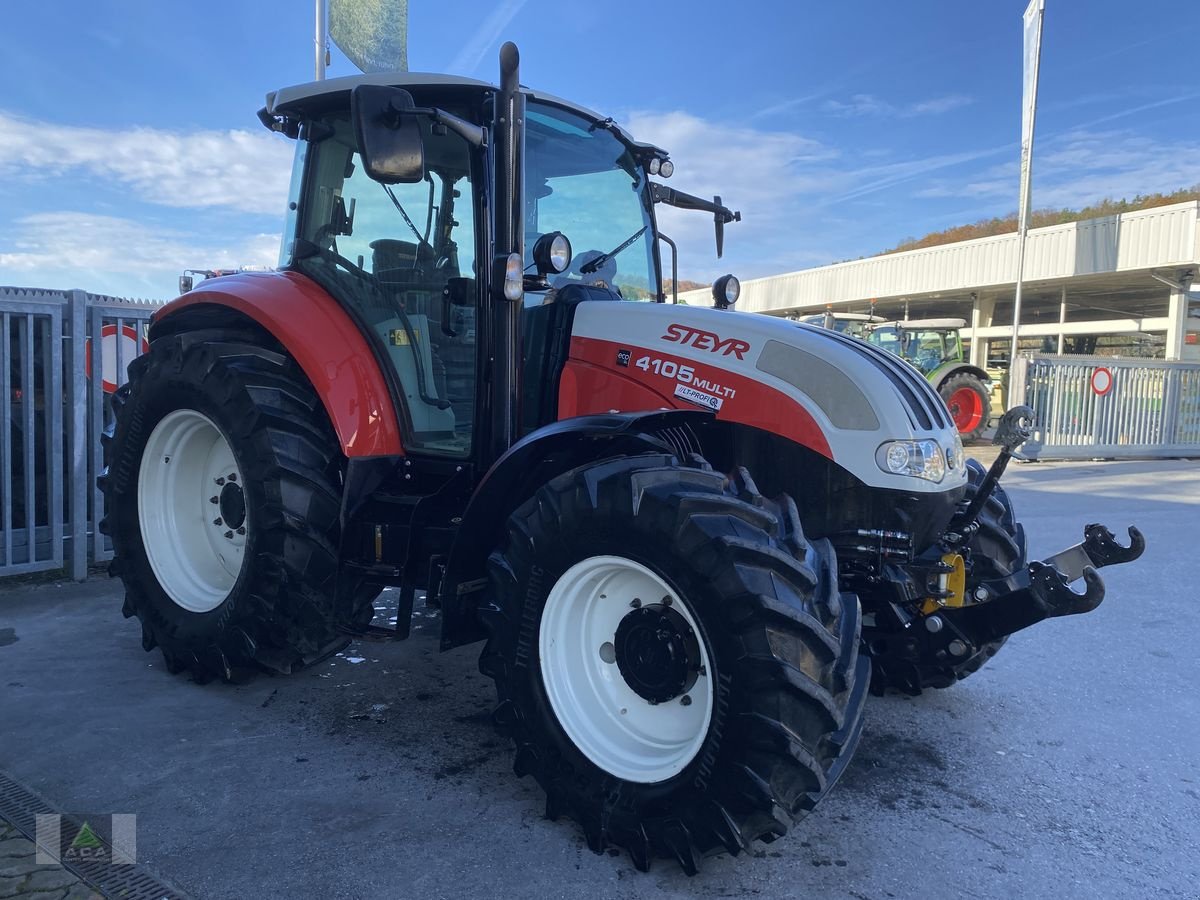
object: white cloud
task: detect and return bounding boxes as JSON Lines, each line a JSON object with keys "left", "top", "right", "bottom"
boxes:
{"left": 0, "top": 212, "right": 279, "bottom": 299}
{"left": 0, "top": 111, "right": 293, "bottom": 216}
{"left": 822, "top": 93, "right": 973, "bottom": 118}
{"left": 912, "top": 129, "right": 1200, "bottom": 211}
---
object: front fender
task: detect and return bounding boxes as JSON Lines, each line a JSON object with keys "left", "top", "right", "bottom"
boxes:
{"left": 437, "top": 409, "right": 712, "bottom": 650}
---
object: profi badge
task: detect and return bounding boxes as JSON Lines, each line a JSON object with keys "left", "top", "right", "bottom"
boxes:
{"left": 616, "top": 348, "right": 631, "bottom": 367}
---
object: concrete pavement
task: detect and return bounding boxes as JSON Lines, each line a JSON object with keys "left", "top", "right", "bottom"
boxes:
{"left": 1, "top": 458, "right": 1197, "bottom": 899}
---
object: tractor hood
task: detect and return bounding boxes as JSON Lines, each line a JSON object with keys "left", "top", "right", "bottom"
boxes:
{"left": 567, "top": 301, "right": 969, "bottom": 494}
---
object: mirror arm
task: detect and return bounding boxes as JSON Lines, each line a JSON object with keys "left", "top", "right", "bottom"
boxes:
{"left": 650, "top": 183, "right": 740, "bottom": 224}
{"left": 398, "top": 104, "right": 487, "bottom": 148}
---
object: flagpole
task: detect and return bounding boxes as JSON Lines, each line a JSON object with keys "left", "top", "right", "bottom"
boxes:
{"left": 315, "top": 0, "right": 328, "bottom": 80}
{"left": 1011, "top": 0, "right": 1044, "bottom": 362}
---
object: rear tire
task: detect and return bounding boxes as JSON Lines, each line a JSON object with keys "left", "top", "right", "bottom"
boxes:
{"left": 939, "top": 373, "right": 990, "bottom": 443}
{"left": 479, "top": 453, "right": 867, "bottom": 873}
{"left": 100, "top": 328, "right": 377, "bottom": 682}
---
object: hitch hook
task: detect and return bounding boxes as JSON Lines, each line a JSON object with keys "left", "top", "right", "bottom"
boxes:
{"left": 1028, "top": 560, "right": 1105, "bottom": 617}
{"left": 1083, "top": 524, "right": 1145, "bottom": 568}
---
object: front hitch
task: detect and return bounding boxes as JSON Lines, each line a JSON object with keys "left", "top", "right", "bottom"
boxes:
{"left": 939, "top": 521, "right": 1145, "bottom": 650}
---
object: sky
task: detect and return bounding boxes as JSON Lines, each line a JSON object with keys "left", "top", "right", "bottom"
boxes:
{"left": 1, "top": 0, "right": 1197, "bottom": 299}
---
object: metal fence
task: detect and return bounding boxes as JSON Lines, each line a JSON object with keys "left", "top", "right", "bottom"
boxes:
{"left": 1011, "top": 353, "right": 1200, "bottom": 460}
{"left": 1, "top": 287, "right": 158, "bottom": 579}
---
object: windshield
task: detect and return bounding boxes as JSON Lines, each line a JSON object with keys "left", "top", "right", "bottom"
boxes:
{"left": 523, "top": 103, "right": 658, "bottom": 302}
{"left": 869, "top": 327, "right": 951, "bottom": 374}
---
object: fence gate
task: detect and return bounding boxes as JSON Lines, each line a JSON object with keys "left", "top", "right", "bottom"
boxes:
{"left": 1012, "top": 353, "right": 1200, "bottom": 460}
{"left": 1, "top": 288, "right": 157, "bottom": 579}
{"left": 1, "top": 294, "right": 64, "bottom": 575}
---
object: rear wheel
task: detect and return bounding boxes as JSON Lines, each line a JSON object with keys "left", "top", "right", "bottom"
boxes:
{"left": 939, "top": 373, "right": 990, "bottom": 442}
{"left": 100, "top": 328, "right": 377, "bottom": 682}
{"left": 479, "top": 454, "right": 867, "bottom": 873}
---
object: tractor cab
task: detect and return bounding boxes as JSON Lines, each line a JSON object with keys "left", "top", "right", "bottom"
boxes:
{"left": 261, "top": 66, "right": 737, "bottom": 463}
{"left": 866, "top": 318, "right": 967, "bottom": 376}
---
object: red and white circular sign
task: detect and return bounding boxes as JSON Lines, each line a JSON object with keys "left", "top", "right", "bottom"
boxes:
{"left": 85, "top": 323, "right": 149, "bottom": 393}
{"left": 1090, "top": 367, "right": 1113, "bottom": 396}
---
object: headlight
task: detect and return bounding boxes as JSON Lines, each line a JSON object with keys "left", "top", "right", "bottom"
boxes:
{"left": 876, "top": 439, "right": 947, "bottom": 483}
{"left": 712, "top": 273, "right": 740, "bottom": 309}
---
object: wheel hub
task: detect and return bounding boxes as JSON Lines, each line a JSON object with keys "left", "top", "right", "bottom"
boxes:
{"left": 614, "top": 604, "right": 701, "bottom": 703}
{"left": 218, "top": 481, "right": 246, "bottom": 529}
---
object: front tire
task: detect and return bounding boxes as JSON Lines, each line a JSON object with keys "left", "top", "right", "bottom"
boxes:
{"left": 100, "top": 328, "right": 376, "bottom": 682}
{"left": 479, "top": 454, "right": 867, "bottom": 873}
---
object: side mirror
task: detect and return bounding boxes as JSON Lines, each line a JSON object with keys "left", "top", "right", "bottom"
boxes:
{"left": 179, "top": 274, "right": 194, "bottom": 294}
{"left": 351, "top": 84, "right": 426, "bottom": 184}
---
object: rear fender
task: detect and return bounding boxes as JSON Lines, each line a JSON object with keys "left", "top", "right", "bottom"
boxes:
{"left": 437, "top": 409, "right": 712, "bottom": 650}
{"left": 151, "top": 271, "right": 403, "bottom": 457}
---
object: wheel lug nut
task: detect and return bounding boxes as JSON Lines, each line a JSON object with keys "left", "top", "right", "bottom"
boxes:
{"left": 223, "top": 530, "right": 234, "bottom": 539}
{"left": 228, "top": 473, "right": 237, "bottom": 482}
{"left": 680, "top": 695, "right": 692, "bottom": 706}
{"left": 215, "top": 477, "right": 225, "bottom": 485}
{"left": 948, "top": 640, "right": 968, "bottom": 657}
{"left": 209, "top": 496, "right": 219, "bottom": 504}
{"left": 630, "top": 598, "right": 641, "bottom": 608}
{"left": 662, "top": 596, "right": 672, "bottom": 606}
{"left": 236, "top": 526, "right": 246, "bottom": 535}
{"left": 213, "top": 518, "right": 223, "bottom": 526}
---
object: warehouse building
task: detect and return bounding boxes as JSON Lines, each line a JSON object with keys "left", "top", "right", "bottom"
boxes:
{"left": 684, "top": 200, "right": 1200, "bottom": 364}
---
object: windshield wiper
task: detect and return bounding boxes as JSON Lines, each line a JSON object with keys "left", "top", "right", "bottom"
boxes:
{"left": 579, "top": 226, "right": 647, "bottom": 274}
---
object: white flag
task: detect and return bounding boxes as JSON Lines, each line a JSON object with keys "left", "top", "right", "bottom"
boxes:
{"left": 1018, "top": 0, "right": 1044, "bottom": 234}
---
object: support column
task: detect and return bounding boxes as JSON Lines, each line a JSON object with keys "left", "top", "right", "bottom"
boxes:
{"left": 1166, "top": 285, "right": 1187, "bottom": 360}
{"left": 1057, "top": 286, "right": 1067, "bottom": 355}
{"left": 969, "top": 294, "right": 996, "bottom": 368}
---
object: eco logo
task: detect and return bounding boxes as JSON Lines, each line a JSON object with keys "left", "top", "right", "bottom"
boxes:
{"left": 34, "top": 814, "right": 137, "bottom": 866}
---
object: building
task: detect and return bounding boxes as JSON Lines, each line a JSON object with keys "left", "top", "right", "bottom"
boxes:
{"left": 683, "top": 200, "right": 1200, "bottom": 363}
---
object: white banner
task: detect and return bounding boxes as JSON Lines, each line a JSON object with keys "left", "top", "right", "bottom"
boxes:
{"left": 1018, "top": 0, "right": 1044, "bottom": 234}
{"left": 330, "top": 0, "right": 409, "bottom": 73}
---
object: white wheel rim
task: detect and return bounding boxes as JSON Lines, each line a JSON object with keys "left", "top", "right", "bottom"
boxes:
{"left": 137, "top": 409, "right": 248, "bottom": 613}
{"left": 539, "top": 555, "right": 714, "bottom": 783}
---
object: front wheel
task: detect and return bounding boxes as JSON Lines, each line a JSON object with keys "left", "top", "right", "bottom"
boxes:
{"left": 479, "top": 454, "right": 867, "bottom": 873}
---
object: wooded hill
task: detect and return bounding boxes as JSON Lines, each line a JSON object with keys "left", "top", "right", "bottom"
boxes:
{"left": 881, "top": 185, "right": 1200, "bottom": 255}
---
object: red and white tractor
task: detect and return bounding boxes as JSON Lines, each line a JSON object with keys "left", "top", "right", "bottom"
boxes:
{"left": 101, "top": 44, "right": 1143, "bottom": 873}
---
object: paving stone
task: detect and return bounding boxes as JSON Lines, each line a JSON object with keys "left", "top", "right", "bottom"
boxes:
{"left": 0, "top": 839, "right": 29, "bottom": 859}
{"left": 22, "top": 868, "right": 78, "bottom": 893}
{"left": 0, "top": 856, "right": 40, "bottom": 878}
{"left": 63, "top": 884, "right": 102, "bottom": 900}
{"left": 0, "top": 875, "right": 28, "bottom": 899}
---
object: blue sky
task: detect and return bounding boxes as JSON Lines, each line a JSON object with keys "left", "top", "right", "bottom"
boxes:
{"left": 1, "top": 0, "right": 1197, "bottom": 299}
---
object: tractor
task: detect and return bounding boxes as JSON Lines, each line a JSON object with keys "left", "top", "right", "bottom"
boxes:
{"left": 865, "top": 317, "right": 1001, "bottom": 442}
{"left": 100, "top": 44, "right": 1144, "bottom": 873}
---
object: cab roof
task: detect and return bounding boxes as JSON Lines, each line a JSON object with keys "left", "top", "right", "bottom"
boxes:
{"left": 266, "top": 71, "right": 606, "bottom": 125}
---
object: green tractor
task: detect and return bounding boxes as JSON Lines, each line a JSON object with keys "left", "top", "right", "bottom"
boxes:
{"left": 865, "top": 318, "right": 1002, "bottom": 442}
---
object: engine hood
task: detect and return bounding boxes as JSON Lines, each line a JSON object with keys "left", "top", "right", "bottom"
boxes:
{"left": 568, "top": 301, "right": 968, "bottom": 493}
